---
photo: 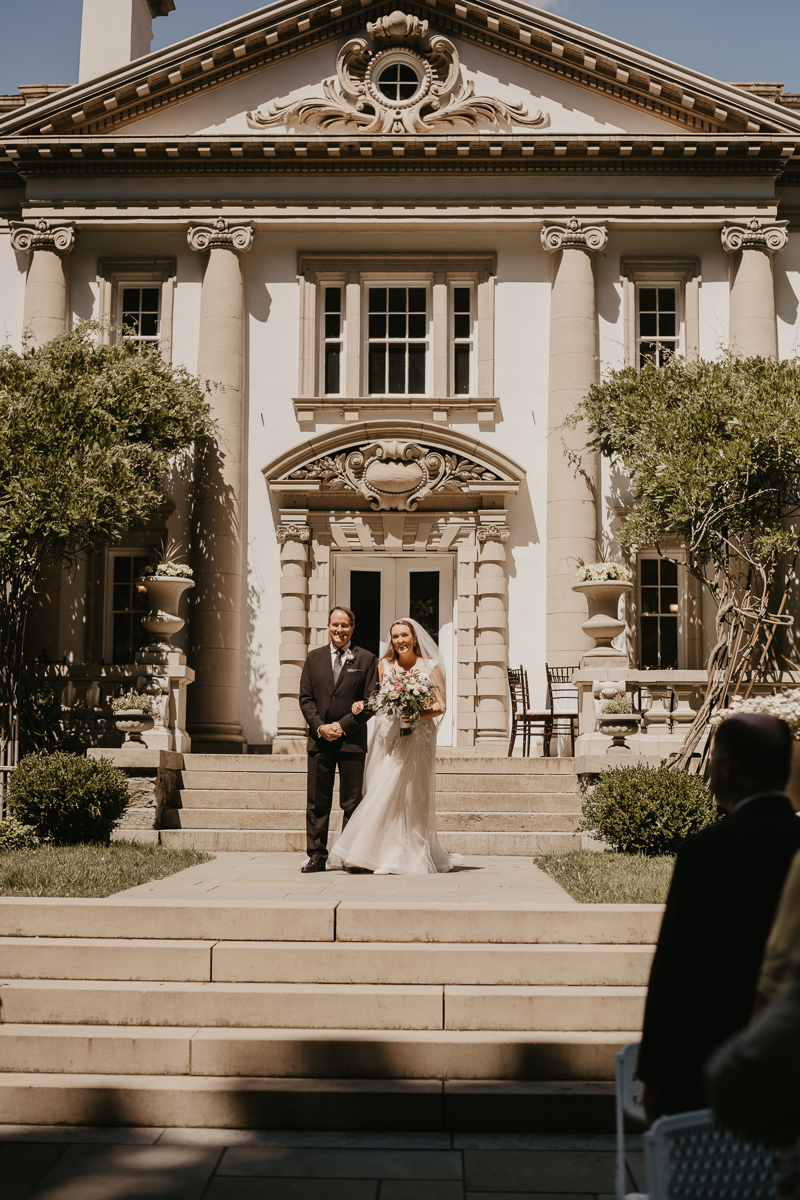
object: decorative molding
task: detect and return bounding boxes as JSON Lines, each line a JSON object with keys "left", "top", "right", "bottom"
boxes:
{"left": 720, "top": 217, "right": 789, "bottom": 254}
{"left": 477, "top": 524, "right": 510, "bottom": 542}
{"left": 187, "top": 217, "right": 254, "bottom": 253}
{"left": 277, "top": 523, "right": 311, "bottom": 543}
{"left": 541, "top": 216, "right": 608, "bottom": 254}
{"left": 98, "top": 257, "right": 176, "bottom": 282}
{"left": 10, "top": 218, "right": 75, "bottom": 254}
{"left": 620, "top": 257, "right": 700, "bottom": 283}
{"left": 247, "top": 11, "right": 548, "bottom": 136}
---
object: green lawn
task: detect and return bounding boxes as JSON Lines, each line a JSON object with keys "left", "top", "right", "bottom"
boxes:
{"left": 0, "top": 843, "right": 211, "bottom": 898}
{"left": 535, "top": 850, "right": 674, "bottom": 903}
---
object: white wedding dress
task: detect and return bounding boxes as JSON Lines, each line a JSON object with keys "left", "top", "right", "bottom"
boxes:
{"left": 328, "top": 620, "right": 462, "bottom": 876}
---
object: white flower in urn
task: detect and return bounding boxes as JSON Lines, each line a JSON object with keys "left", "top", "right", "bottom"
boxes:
{"left": 575, "top": 561, "right": 633, "bottom": 583}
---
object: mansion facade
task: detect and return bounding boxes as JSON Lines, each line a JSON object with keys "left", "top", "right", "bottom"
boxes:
{"left": 2, "top": 0, "right": 800, "bottom": 754}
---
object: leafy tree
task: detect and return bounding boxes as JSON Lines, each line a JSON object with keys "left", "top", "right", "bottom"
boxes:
{"left": 0, "top": 323, "right": 212, "bottom": 760}
{"left": 569, "top": 353, "right": 800, "bottom": 768}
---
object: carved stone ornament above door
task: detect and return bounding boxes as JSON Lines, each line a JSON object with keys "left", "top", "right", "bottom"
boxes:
{"left": 247, "top": 9, "right": 549, "bottom": 135}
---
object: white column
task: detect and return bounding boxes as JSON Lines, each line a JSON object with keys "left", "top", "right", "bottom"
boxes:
{"left": 186, "top": 218, "right": 253, "bottom": 750}
{"left": 274, "top": 516, "right": 310, "bottom": 755}
{"left": 474, "top": 514, "right": 510, "bottom": 754}
{"left": 10, "top": 219, "right": 75, "bottom": 347}
{"left": 721, "top": 219, "right": 788, "bottom": 359}
{"left": 541, "top": 218, "right": 608, "bottom": 668}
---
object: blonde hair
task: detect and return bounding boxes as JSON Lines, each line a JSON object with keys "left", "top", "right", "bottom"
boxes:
{"left": 383, "top": 620, "right": 420, "bottom": 662}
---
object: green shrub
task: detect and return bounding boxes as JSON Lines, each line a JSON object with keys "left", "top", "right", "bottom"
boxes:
{"left": 7, "top": 753, "right": 129, "bottom": 845}
{"left": 0, "top": 817, "right": 39, "bottom": 851}
{"left": 579, "top": 763, "right": 718, "bottom": 856}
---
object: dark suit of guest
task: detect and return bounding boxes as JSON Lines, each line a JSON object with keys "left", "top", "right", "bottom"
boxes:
{"left": 637, "top": 792, "right": 800, "bottom": 1115}
{"left": 298, "top": 643, "right": 379, "bottom": 861}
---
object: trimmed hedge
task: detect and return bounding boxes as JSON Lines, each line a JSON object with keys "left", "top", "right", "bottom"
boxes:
{"left": 579, "top": 763, "right": 718, "bottom": 856}
{"left": 7, "top": 752, "right": 129, "bottom": 845}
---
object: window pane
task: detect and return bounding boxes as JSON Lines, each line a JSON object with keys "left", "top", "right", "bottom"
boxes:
{"left": 388, "top": 343, "right": 406, "bottom": 393}
{"left": 121, "top": 288, "right": 139, "bottom": 312}
{"left": 639, "top": 313, "right": 657, "bottom": 337}
{"left": 369, "top": 288, "right": 386, "bottom": 313}
{"left": 388, "top": 313, "right": 406, "bottom": 338}
{"left": 407, "top": 343, "right": 426, "bottom": 393}
{"left": 658, "top": 288, "right": 676, "bottom": 310}
{"left": 325, "top": 287, "right": 341, "bottom": 313}
{"left": 639, "top": 343, "right": 658, "bottom": 368}
{"left": 454, "top": 287, "right": 470, "bottom": 313}
{"left": 122, "top": 313, "right": 139, "bottom": 333}
{"left": 662, "top": 588, "right": 679, "bottom": 611}
{"left": 408, "top": 313, "right": 426, "bottom": 338}
{"left": 324, "top": 343, "right": 341, "bottom": 394}
{"left": 388, "top": 288, "right": 406, "bottom": 312}
{"left": 369, "top": 314, "right": 386, "bottom": 338}
{"left": 139, "top": 313, "right": 158, "bottom": 337}
{"left": 661, "top": 559, "right": 678, "bottom": 585}
{"left": 112, "top": 584, "right": 130, "bottom": 610}
{"left": 660, "top": 617, "right": 679, "bottom": 668}
{"left": 640, "top": 616, "right": 659, "bottom": 667}
{"left": 325, "top": 313, "right": 340, "bottom": 338}
{"left": 113, "top": 556, "right": 132, "bottom": 582}
{"left": 639, "top": 288, "right": 657, "bottom": 310}
{"left": 112, "top": 614, "right": 132, "bottom": 665}
{"left": 454, "top": 344, "right": 470, "bottom": 394}
{"left": 409, "top": 571, "right": 439, "bottom": 644}
{"left": 640, "top": 559, "right": 658, "bottom": 586}
{"left": 368, "top": 344, "right": 386, "bottom": 393}
{"left": 141, "top": 288, "right": 159, "bottom": 311}
{"left": 641, "top": 587, "right": 660, "bottom": 615}
{"left": 658, "top": 312, "right": 676, "bottom": 337}
{"left": 454, "top": 313, "right": 470, "bottom": 339}
{"left": 350, "top": 571, "right": 381, "bottom": 658}
{"left": 408, "top": 288, "right": 426, "bottom": 312}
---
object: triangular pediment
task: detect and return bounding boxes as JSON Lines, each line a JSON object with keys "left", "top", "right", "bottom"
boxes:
{"left": 2, "top": 0, "right": 800, "bottom": 143}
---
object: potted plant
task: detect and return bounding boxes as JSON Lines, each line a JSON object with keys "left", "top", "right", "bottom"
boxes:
{"left": 572, "top": 559, "right": 633, "bottom": 655}
{"left": 597, "top": 690, "right": 640, "bottom": 754}
{"left": 111, "top": 693, "right": 155, "bottom": 744}
{"left": 136, "top": 539, "right": 195, "bottom": 655}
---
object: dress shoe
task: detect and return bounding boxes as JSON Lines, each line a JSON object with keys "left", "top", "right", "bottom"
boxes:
{"left": 345, "top": 865, "right": 372, "bottom": 874}
{"left": 300, "top": 858, "right": 327, "bottom": 873}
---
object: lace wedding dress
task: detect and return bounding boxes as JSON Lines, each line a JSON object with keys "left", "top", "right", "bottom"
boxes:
{"left": 328, "top": 619, "right": 462, "bottom": 875}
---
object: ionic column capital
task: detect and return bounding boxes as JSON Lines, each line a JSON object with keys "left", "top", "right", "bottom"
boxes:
{"left": 541, "top": 217, "right": 608, "bottom": 255}
{"left": 277, "top": 523, "right": 311, "bottom": 544}
{"left": 187, "top": 217, "right": 254, "bottom": 254}
{"left": 11, "top": 218, "right": 75, "bottom": 255}
{"left": 476, "top": 524, "right": 510, "bottom": 543}
{"left": 721, "top": 218, "right": 788, "bottom": 256}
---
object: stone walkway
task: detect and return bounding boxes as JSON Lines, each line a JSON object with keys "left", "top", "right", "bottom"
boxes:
{"left": 0, "top": 1128, "right": 645, "bottom": 1198}
{"left": 118, "top": 854, "right": 575, "bottom": 905}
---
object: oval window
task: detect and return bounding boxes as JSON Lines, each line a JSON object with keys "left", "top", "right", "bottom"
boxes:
{"left": 377, "top": 62, "right": 421, "bottom": 101}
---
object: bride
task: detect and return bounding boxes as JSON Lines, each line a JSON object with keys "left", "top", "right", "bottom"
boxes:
{"left": 327, "top": 617, "right": 462, "bottom": 875}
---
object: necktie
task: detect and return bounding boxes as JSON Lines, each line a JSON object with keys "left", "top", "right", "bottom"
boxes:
{"left": 333, "top": 648, "right": 343, "bottom": 681}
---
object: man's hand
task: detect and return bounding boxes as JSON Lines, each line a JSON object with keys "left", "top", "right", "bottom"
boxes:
{"left": 329, "top": 721, "right": 344, "bottom": 739}
{"left": 318, "top": 724, "right": 340, "bottom": 742}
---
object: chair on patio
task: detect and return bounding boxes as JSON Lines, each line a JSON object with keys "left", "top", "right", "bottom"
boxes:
{"left": 545, "top": 663, "right": 579, "bottom": 757}
{"left": 644, "top": 1108, "right": 776, "bottom": 1200}
{"left": 507, "top": 666, "right": 552, "bottom": 757}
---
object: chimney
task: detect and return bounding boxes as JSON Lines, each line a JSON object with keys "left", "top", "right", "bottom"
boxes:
{"left": 78, "top": 0, "right": 176, "bottom": 84}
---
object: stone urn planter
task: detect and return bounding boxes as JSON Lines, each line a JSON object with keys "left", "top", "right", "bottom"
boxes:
{"left": 136, "top": 575, "right": 195, "bottom": 655}
{"left": 113, "top": 711, "right": 155, "bottom": 745}
{"left": 597, "top": 712, "right": 640, "bottom": 754}
{"left": 572, "top": 580, "right": 634, "bottom": 655}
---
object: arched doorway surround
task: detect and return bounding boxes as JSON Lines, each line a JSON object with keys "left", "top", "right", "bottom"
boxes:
{"left": 263, "top": 422, "right": 525, "bottom": 754}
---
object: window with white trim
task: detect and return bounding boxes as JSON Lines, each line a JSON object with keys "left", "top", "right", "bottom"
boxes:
{"left": 451, "top": 283, "right": 474, "bottom": 395}
{"left": 97, "top": 258, "right": 176, "bottom": 360}
{"left": 322, "top": 283, "right": 344, "bottom": 395}
{"left": 636, "top": 284, "right": 681, "bottom": 367}
{"left": 119, "top": 284, "right": 161, "bottom": 350}
{"left": 367, "top": 284, "right": 429, "bottom": 395}
{"left": 637, "top": 553, "right": 684, "bottom": 668}
{"left": 105, "top": 550, "right": 151, "bottom": 664}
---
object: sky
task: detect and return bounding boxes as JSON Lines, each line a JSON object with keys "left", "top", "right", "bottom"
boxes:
{"left": 1, "top": 0, "right": 799, "bottom": 97}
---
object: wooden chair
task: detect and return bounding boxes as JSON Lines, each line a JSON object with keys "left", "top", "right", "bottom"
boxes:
{"left": 545, "top": 663, "right": 579, "bottom": 757}
{"left": 508, "top": 666, "right": 553, "bottom": 757}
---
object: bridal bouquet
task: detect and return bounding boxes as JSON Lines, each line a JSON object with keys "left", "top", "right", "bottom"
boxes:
{"left": 368, "top": 670, "right": 439, "bottom": 736}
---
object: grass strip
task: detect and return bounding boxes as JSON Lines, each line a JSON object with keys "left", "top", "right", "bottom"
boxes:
{"left": 535, "top": 849, "right": 674, "bottom": 904}
{"left": 0, "top": 843, "right": 211, "bottom": 898}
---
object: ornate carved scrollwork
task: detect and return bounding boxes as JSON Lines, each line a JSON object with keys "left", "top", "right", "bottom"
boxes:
{"left": 187, "top": 217, "right": 254, "bottom": 254}
{"left": 10, "top": 218, "right": 75, "bottom": 254}
{"left": 541, "top": 217, "right": 608, "bottom": 255}
{"left": 276, "top": 524, "right": 311, "bottom": 543}
{"left": 477, "top": 524, "right": 510, "bottom": 542}
{"left": 285, "top": 437, "right": 501, "bottom": 512}
{"left": 720, "top": 218, "right": 789, "bottom": 255}
{"left": 247, "top": 10, "right": 548, "bottom": 136}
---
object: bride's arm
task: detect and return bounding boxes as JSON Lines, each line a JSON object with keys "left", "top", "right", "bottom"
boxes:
{"left": 352, "top": 659, "right": 385, "bottom": 715}
{"left": 418, "top": 662, "right": 445, "bottom": 720}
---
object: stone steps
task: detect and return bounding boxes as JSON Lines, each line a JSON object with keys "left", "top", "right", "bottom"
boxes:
{"left": 173, "top": 790, "right": 583, "bottom": 811}
{"left": 0, "top": 979, "right": 647, "bottom": 1031}
{"left": 159, "top": 830, "right": 582, "bottom": 854}
{"left": 162, "top": 810, "right": 582, "bottom": 833}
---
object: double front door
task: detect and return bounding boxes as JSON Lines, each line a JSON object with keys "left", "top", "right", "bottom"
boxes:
{"left": 332, "top": 553, "right": 455, "bottom": 746}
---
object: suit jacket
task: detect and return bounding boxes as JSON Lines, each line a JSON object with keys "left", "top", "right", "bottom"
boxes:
{"left": 298, "top": 644, "right": 379, "bottom": 755}
{"left": 637, "top": 792, "right": 800, "bottom": 1114}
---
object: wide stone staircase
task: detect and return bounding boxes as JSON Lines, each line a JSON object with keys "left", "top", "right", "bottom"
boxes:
{"left": 0, "top": 897, "right": 660, "bottom": 1131}
{"left": 160, "top": 755, "right": 582, "bottom": 855}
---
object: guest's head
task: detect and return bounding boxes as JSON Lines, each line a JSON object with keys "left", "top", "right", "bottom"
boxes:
{"left": 709, "top": 713, "right": 792, "bottom": 813}
{"left": 328, "top": 606, "right": 355, "bottom": 648}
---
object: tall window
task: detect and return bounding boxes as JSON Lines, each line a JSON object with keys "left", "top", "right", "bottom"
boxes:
{"left": 323, "top": 286, "right": 343, "bottom": 394}
{"left": 107, "top": 551, "right": 151, "bottom": 663}
{"left": 639, "top": 557, "right": 679, "bottom": 668}
{"left": 120, "top": 285, "right": 161, "bottom": 349}
{"left": 452, "top": 285, "right": 473, "bottom": 395}
{"left": 637, "top": 286, "right": 678, "bottom": 367}
{"left": 368, "top": 286, "right": 428, "bottom": 395}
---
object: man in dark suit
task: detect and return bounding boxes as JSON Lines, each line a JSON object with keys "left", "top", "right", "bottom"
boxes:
{"left": 638, "top": 713, "right": 800, "bottom": 1120}
{"left": 298, "top": 605, "right": 379, "bottom": 873}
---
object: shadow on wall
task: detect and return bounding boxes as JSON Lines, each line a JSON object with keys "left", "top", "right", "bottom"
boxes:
{"left": 243, "top": 573, "right": 271, "bottom": 750}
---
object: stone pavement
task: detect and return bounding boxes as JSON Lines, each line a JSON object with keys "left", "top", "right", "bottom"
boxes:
{"left": 117, "top": 853, "right": 575, "bottom": 905}
{"left": 0, "top": 1128, "right": 645, "bottom": 1198}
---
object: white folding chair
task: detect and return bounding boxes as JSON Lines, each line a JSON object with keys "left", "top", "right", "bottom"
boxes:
{"left": 616, "top": 1041, "right": 648, "bottom": 1200}
{"left": 644, "top": 1109, "right": 776, "bottom": 1200}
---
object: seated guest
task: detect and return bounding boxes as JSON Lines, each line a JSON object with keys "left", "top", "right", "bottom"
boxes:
{"left": 755, "top": 846, "right": 800, "bottom": 1014}
{"left": 638, "top": 714, "right": 800, "bottom": 1122}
